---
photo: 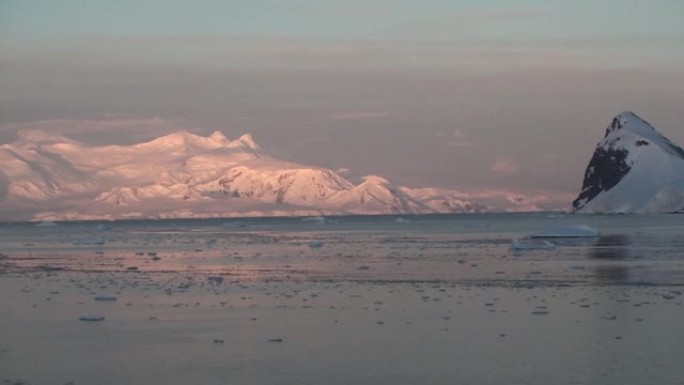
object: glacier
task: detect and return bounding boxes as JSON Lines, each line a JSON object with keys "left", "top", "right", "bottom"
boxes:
{"left": 0, "top": 129, "right": 506, "bottom": 221}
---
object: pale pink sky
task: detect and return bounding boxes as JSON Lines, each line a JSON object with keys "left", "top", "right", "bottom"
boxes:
{"left": 2, "top": 0, "right": 684, "bottom": 205}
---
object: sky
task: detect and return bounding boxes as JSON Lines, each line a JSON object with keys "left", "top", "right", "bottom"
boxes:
{"left": 1, "top": 0, "right": 684, "bottom": 204}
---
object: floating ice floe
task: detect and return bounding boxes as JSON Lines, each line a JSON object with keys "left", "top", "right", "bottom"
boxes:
{"left": 95, "top": 224, "right": 111, "bottom": 232}
{"left": 94, "top": 296, "right": 117, "bottom": 302}
{"left": 395, "top": 217, "right": 411, "bottom": 224}
{"left": 208, "top": 275, "right": 224, "bottom": 284}
{"left": 530, "top": 224, "right": 599, "bottom": 238}
{"left": 302, "top": 216, "right": 326, "bottom": 225}
{"left": 73, "top": 236, "right": 106, "bottom": 245}
{"left": 308, "top": 240, "right": 323, "bottom": 248}
{"left": 79, "top": 315, "right": 106, "bottom": 322}
{"left": 510, "top": 239, "right": 556, "bottom": 250}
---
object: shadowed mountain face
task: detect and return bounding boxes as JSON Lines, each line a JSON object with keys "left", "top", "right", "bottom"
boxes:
{"left": 572, "top": 147, "right": 631, "bottom": 211}
{"left": 572, "top": 112, "right": 684, "bottom": 213}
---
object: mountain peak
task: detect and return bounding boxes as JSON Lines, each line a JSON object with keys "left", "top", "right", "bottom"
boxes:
{"left": 605, "top": 111, "right": 655, "bottom": 137}
{"left": 361, "top": 175, "right": 390, "bottom": 185}
{"left": 573, "top": 111, "right": 684, "bottom": 213}
{"left": 234, "top": 133, "right": 260, "bottom": 150}
{"left": 138, "top": 130, "right": 260, "bottom": 153}
{"left": 209, "top": 130, "right": 228, "bottom": 142}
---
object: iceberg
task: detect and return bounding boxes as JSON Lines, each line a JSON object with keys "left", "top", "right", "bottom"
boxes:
{"left": 510, "top": 239, "right": 556, "bottom": 250}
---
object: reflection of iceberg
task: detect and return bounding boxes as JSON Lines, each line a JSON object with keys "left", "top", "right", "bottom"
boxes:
{"left": 510, "top": 239, "right": 556, "bottom": 250}
{"left": 530, "top": 224, "right": 599, "bottom": 238}
{"left": 590, "top": 235, "right": 631, "bottom": 259}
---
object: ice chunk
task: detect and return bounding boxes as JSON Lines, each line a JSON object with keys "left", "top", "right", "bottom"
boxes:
{"left": 94, "top": 296, "right": 117, "bottom": 301}
{"left": 79, "top": 315, "right": 105, "bottom": 322}
{"left": 308, "top": 240, "right": 323, "bottom": 248}
{"left": 302, "top": 216, "right": 326, "bottom": 225}
{"left": 208, "top": 275, "right": 224, "bottom": 284}
{"left": 95, "top": 224, "right": 111, "bottom": 232}
{"left": 530, "top": 224, "right": 599, "bottom": 238}
{"left": 510, "top": 239, "right": 556, "bottom": 250}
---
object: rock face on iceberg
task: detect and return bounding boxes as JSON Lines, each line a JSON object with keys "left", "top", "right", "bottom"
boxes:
{"left": 573, "top": 112, "right": 684, "bottom": 213}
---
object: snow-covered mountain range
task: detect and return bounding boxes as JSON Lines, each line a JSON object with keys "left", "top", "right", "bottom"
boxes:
{"left": 1, "top": 129, "right": 549, "bottom": 221}
{"left": 572, "top": 111, "right": 684, "bottom": 213}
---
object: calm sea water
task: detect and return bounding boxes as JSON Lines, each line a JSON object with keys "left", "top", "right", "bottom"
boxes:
{"left": 1, "top": 213, "right": 683, "bottom": 385}
{"left": 2, "top": 213, "right": 684, "bottom": 284}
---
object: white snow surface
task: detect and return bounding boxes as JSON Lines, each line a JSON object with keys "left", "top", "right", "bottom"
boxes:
{"left": 1, "top": 129, "right": 526, "bottom": 221}
{"left": 576, "top": 111, "right": 684, "bottom": 213}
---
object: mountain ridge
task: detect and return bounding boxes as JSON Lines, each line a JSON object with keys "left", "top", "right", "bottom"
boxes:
{"left": 1, "top": 129, "right": 515, "bottom": 221}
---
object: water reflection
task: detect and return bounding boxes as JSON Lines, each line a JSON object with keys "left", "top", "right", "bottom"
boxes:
{"left": 590, "top": 234, "right": 632, "bottom": 282}
{"left": 590, "top": 234, "right": 631, "bottom": 260}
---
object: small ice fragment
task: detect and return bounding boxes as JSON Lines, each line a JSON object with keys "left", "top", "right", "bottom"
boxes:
{"left": 268, "top": 338, "right": 283, "bottom": 343}
{"left": 530, "top": 224, "right": 599, "bottom": 238}
{"left": 531, "top": 311, "right": 549, "bottom": 315}
{"left": 357, "top": 265, "right": 370, "bottom": 270}
{"left": 95, "top": 224, "right": 111, "bottom": 232}
{"left": 395, "top": 217, "right": 411, "bottom": 224}
{"left": 301, "top": 216, "right": 326, "bottom": 225}
{"left": 308, "top": 241, "right": 323, "bottom": 248}
{"left": 510, "top": 239, "right": 555, "bottom": 250}
{"left": 79, "top": 315, "right": 105, "bottom": 322}
{"left": 208, "top": 276, "right": 224, "bottom": 284}
{"left": 94, "top": 296, "right": 117, "bottom": 302}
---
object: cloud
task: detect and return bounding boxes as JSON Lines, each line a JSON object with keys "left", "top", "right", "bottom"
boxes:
{"left": 332, "top": 111, "right": 391, "bottom": 121}
{"left": 301, "top": 136, "right": 333, "bottom": 144}
{"left": 382, "top": 8, "right": 546, "bottom": 37}
{"left": 489, "top": 158, "right": 520, "bottom": 175}
{"left": 448, "top": 129, "right": 476, "bottom": 147}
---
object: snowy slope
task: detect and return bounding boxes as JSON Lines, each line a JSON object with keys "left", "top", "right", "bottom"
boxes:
{"left": 0, "top": 129, "right": 497, "bottom": 221}
{"left": 572, "top": 111, "right": 684, "bottom": 213}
